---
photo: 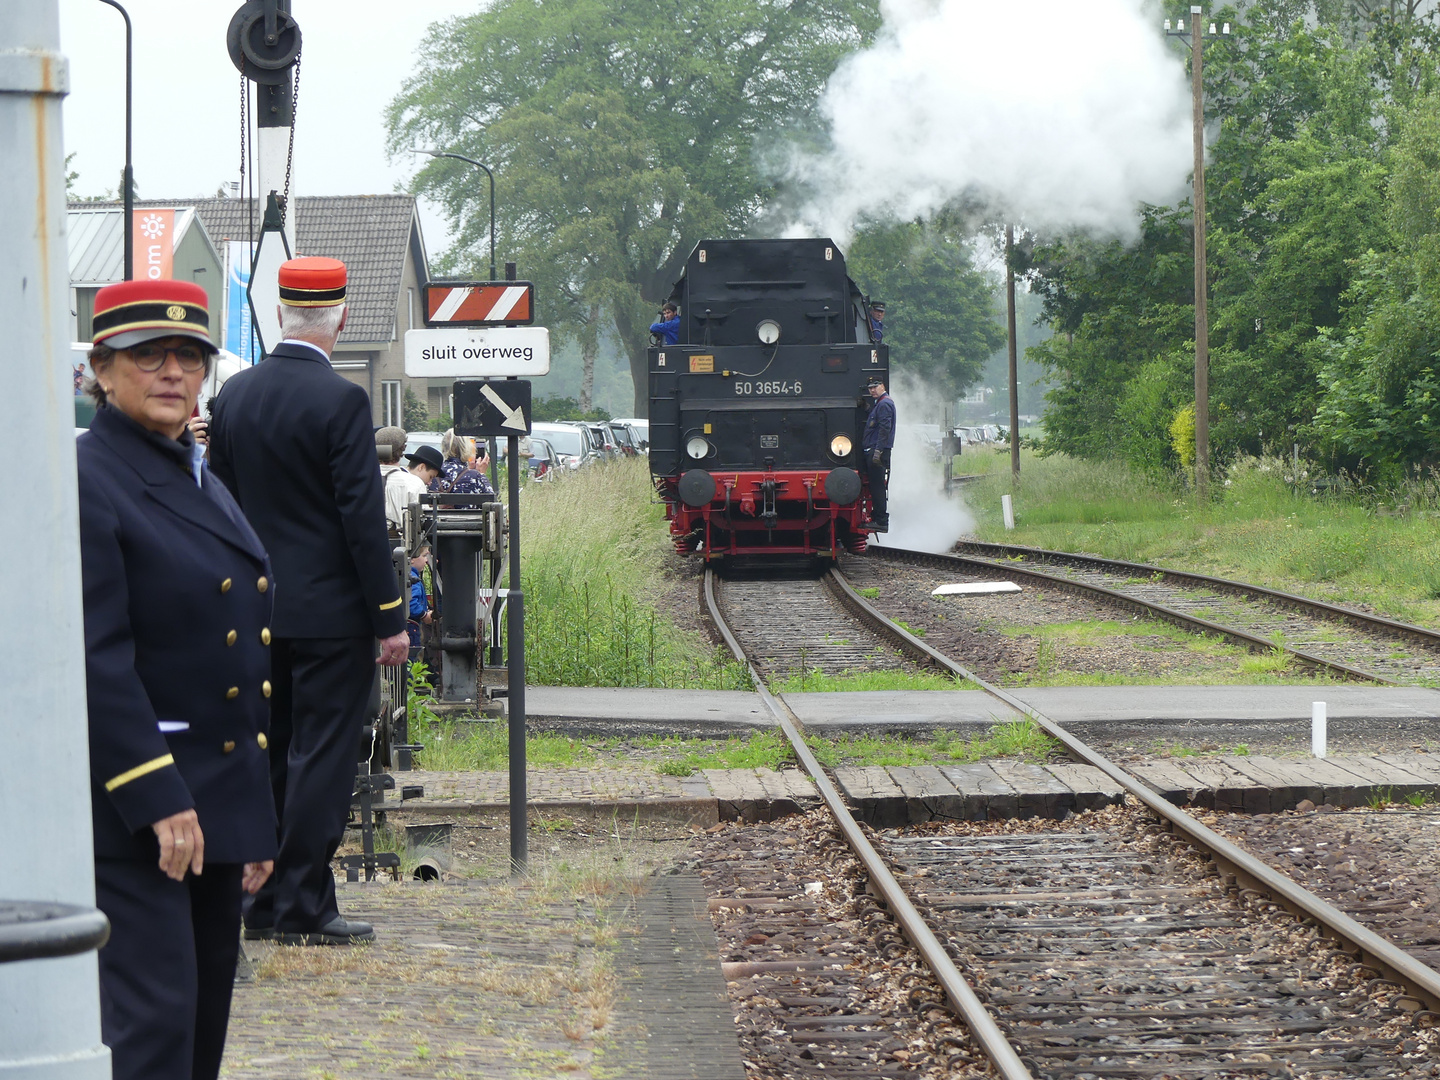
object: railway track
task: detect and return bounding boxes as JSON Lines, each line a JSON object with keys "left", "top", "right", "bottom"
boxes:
{"left": 868, "top": 541, "right": 1440, "bottom": 685}
{"left": 703, "top": 564, "right": 1440, "bottom": 1079}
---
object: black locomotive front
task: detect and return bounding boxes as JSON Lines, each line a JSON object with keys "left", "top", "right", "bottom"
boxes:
{"left": 648, "top": 238, "right": 888, "bottom": 558}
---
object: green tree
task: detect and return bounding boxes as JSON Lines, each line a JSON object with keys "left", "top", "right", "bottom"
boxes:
{"left": 403, "top": 387, "right": 431, "bottom": 432}
{"left": 387, "top": 0, "right": 881, "bottom": 414}
{"left": 845, "top": 223, "right": 1004, "bottom": 397}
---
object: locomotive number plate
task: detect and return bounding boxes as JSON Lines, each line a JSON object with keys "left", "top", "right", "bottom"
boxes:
{"left": 760, "top": 435, "right": 779, "bottom": 448}
{"left": 734, "top": 380, "right": 802, "bottom": 395}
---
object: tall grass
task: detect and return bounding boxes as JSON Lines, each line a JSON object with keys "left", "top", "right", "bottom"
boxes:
{"left": 507, "top": 459, "right": 750, "bottom": 689}
{"left": 963, "top": 449, "right": 1440, "bottom": 625}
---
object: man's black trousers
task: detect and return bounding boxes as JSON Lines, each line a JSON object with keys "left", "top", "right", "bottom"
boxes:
{"left": 245, "top": 636, "right": 372, "bottom": 933}
{"left": 96, "top": 859, "right": 243, "bottom": 1080}
{"left": 865, "top": 448, "right": 891, "bottom": 523}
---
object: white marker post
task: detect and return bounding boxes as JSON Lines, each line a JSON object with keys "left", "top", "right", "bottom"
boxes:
{"left": 1002, "top": 494, "right": 1015, "bottom": 530}
{"left": 1312, "top": 701, "right": 1327, "bottom": 759}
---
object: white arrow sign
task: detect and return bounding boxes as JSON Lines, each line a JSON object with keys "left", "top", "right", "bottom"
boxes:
{"left": 482, "top": 383, "right": 529, "bottom": 432}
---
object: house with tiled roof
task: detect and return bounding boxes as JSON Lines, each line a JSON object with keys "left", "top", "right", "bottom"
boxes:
{"left": 68, "top": 195, "right": 438, "bottom": 426}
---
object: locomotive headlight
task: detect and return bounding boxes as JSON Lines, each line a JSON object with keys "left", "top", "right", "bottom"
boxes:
{"left": 756, "top": 319, "right": 781, "bottom": 345}
{"left": 829, "top": 434, "right": 853, "bottom": 457}
{"left": 686, "top": 436, "right": 711, "bottom": 459}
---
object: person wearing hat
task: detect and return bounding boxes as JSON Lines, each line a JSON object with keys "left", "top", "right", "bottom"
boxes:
{"left": 861, "top": 376, "right": 896, "bottom": 532}
{"left": 868, "top": 300, "right": 886, "bottom": 343}
{"left": 76, "top": 279, "right": 278, "bottom": 1080}
{"left": 649, "top": 301, "right": 680, "bottom": 345}
{"left": 208, "top": 257, "right": 408, "bottom": 947}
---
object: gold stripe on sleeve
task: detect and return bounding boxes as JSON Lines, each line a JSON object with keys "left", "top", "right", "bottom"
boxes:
{"left": 379, "top": 597, "right": 403, "bottom": 611}
{"left": 104, "top": 754, "right": 176, "bottom": 792}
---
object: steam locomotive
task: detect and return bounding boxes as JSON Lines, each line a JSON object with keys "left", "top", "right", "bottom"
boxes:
{"left": 648, "top": 238, "right": 888, "bottom": 559}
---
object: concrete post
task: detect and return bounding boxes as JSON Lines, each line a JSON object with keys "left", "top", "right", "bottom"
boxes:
{"left": 0, "top": 2, "right": 111, "bottom": 1076}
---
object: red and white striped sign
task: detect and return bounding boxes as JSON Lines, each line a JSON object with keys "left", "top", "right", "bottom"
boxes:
{"left": 423, "top": 282, "right": 534, "bottom": 326}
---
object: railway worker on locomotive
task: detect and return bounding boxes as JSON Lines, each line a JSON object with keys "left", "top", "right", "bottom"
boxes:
{"left": 861, "top": 377, "right": 896, "bottom": 533}
{"left": 650, "top": 301, "right": 681, "bottom": 345}
{"left": 76, "top": 278, "right": 277, "bottom": 1080}
{"left": 648, "top": 238, "right": 889, "bottom": 559}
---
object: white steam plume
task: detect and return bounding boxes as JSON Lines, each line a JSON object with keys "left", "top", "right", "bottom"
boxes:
{"left": 793, "top": 0, "right": 1193, "bottom": 238}
{"left": 870, "top": 370, "right": 976, "bottom": 553}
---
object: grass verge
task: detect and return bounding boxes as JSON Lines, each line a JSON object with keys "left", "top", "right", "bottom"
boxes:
{"left": 959, "top": 449, "right": 1440, "bottom": 627}
{"left": 504, "top": 458, "right": 749, "bottom": 689}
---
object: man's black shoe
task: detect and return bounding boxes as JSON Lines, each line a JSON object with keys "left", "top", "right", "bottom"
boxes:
{"left": 873, "top": 522, "right": 889, "bottom": 533}
{"left": 242, "top": 925, "right": 274, "bottom": 941}
{"left": 276, "top": 917, "right": 375, "bottom": 947}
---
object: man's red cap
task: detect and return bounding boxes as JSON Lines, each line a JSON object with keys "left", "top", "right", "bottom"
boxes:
{"left": 278, "top": 257, "right": 347, "bottom": 307}
{"left": 91, "top": 279, "right": 214, "bottom": 350}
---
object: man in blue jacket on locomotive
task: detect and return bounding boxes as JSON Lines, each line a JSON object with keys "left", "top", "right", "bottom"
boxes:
{"left": 649, "top": 302, "right": 680, "bottom": 345}
{"left": 862, "top": 376, "right": 895, "bottom": 532}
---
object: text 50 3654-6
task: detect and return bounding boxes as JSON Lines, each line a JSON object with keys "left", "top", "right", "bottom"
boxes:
{"left": 734, "top": 381, "right": 802, "bottom": 396}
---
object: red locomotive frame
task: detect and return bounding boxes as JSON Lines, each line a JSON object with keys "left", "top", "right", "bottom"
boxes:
{"left": 658, "top": 468, "right": 873, "bottom": 559}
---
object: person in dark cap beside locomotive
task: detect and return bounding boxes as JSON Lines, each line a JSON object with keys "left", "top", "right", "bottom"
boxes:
{"left": 649, "top": 301, "right": 680, "bottom": 345}
{"left": 208, "top": 257, "right": 408, "bottom": 947}
{"left": 868, "top": 301, "right": 886, "bottom": 343}
{"left": 862, "top": 377, "right": 896, "bottom": 532}
{"left": 77, "top": 278, "right": 277, "bottom": 1080}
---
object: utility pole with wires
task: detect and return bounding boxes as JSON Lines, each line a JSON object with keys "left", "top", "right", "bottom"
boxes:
{"left": 1006, "top": 225, "right": 1020, "bottom": 482}
{"left": 1166, "top": 7, "right": 1229, "bottom": 498}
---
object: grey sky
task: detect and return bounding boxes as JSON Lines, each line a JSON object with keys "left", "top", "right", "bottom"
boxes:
{"left": 58, "top": 0, "right": 480, "bottom": 254}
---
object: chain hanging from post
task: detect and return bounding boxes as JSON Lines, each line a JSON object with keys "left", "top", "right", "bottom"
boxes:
{"left": 239, "top": 63, "right": 253, "bottom": 247}
{"left": 279, "top": 51, "right": 300, "bottom": 226}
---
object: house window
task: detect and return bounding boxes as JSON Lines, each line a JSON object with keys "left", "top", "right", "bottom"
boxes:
{"left": 381, "top": 380, "right": 401, "bottom": 427}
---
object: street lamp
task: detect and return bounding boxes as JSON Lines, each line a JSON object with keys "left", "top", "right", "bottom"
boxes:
{"left": 96, "top": 0, "right": 134, "bottom": 280}
{"left": 412, "top": 148, "right": 496, "bottom": 281}
{"left": 1165, "top": 7, "right": 1229, "bottom": 499}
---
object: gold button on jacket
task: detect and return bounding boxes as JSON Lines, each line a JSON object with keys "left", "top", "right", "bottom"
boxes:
{"left": 225, "top": 687, "right": 239, "bottom": 700}
{"left": 257, "top": 732, "right": 268, "bottom": 749}
{"left": 225, "top": 630, "right": 237, "bottom": 646}
{"left": 256, "top": 576, "right": 269, "bottom": 593}
{"left": 261, "top": 680, "right": 272, "bottom": 698}
{"left": 220, "top": 577, "right": 233, "bottom": 593}
{"left": 222, "top": 740, "right": 236, "bottom": 754}
{"left": 260, "top": 627, "right": 271, "bottom": 645}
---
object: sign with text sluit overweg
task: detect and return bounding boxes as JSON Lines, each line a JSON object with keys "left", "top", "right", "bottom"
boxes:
{"left": 403, "top": 326, "right": 551, "bottom": 378}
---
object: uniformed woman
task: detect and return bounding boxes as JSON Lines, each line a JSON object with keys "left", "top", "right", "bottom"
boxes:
{"left": 77, "top": 279, "right": 278, "bottom": 1080}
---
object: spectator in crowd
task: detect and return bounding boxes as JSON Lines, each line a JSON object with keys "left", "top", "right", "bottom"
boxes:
{"left": 209, "top": 257, "right": 407, "bottom": 948}
{"left": 377, "top": 426, "right": 427, "bottom": 534}
{"left": 431, "top": 430, "right": 495, "bottom": 496}
{"left": 649, "top": 302, "right": 680, "bottom": 345}
{"left": 77, "top": 279, "right": 276, "bottom": 1080}
{"left": 406, "top": 543, "right": 433, "bottom": 655}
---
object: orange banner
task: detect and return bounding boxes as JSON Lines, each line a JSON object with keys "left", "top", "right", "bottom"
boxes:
{"left": 131, "top": 209, "right": 175, "bottom": 280}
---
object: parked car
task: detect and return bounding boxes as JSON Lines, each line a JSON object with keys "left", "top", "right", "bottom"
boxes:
{"left": 574, "top": 421, "right": 620, "bottom": 459}
{"left": 530, "top": 421, "right": 603, "bottom": 469}
{"left": 608, "top": 423, "right": 640, "bottom": 456}
{"left": 403, "top": 431, "right": 444, "bottom": 461}
{"left": 525, "top": 437, "right": 557, "bottom": 480}
{"left": 610, "top": 417, "right": 649, "bottom": 450}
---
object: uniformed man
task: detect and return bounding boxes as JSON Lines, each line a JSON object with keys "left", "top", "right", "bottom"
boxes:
{"left": 861, "top": 376, "right": 896, "bottom": 532}
{"left": 78, "top": 278, "right": 277, "bottom": 1079}
{"left": 868, "top": 300, "right": 886, "bottom": 343}
{"left": 209, "top": 257, "right": 408, "bottom": 946}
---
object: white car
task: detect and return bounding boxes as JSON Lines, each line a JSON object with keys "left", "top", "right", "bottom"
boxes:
{"left": 610, "top": 417, "right": 649, "bottom": 449}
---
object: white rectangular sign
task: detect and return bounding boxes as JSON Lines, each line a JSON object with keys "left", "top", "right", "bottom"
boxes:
{"left": 404, "top": 326, "right": 551, "bottom": 377}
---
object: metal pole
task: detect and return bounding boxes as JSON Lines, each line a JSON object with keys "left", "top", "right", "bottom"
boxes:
{"left": 96, "top": 0, "right": 132, "bottom": 280}
{"left": 506, "top": 432, "right": 527, "bottom": 873}
{"left": 0, "top": 2, "right": 111, "bottom": 1074}
{"left": 1191, "top": 5, "right": 1210, "bottom": 499}
{"left": 1006, "top": 225, "right": 1020, "bottom": 482}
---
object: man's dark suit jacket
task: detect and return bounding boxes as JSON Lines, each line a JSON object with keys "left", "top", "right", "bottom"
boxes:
{"left": 208, "top": 340, "right": 405, "bottom": 640}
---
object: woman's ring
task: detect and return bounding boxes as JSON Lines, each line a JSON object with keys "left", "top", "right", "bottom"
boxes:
{"left": 176, "top": 839, "right": 187, "bottom": 845}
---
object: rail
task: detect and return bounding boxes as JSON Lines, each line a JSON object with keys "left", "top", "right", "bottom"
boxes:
{"left": 867, "top": 543, "right": 1396, "bottom": 684}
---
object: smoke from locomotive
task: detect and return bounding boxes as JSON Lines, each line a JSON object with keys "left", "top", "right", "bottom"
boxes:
{"left": 649, "top": 238, "right": 885, "bottom": 559}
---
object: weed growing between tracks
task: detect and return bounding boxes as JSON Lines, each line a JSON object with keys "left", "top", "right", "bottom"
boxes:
{"left": 505, "top": 457, "right": 750, "bottom": 689}
{"left": 962, "top": 449, "right": 1440, "bottom": 626}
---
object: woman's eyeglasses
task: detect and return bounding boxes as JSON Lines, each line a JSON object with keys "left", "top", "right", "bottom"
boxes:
{"left": 127, "top": 343, "right": 209, "bottom": 372}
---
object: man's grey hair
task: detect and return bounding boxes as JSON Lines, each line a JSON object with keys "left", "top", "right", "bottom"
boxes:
{"left": 279, "top": 302, "right": 345, "bottom": 340}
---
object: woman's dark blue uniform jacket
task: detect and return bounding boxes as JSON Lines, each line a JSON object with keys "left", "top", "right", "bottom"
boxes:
{"left": 77, "top": 406, "right": 278, "bottom": 863}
